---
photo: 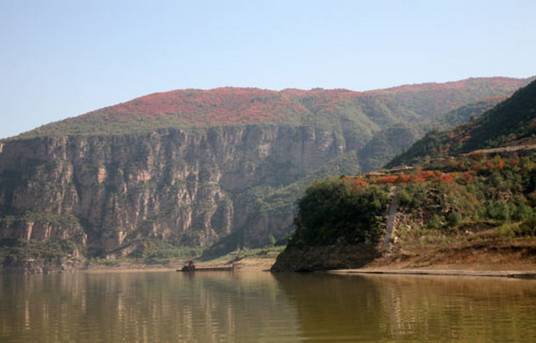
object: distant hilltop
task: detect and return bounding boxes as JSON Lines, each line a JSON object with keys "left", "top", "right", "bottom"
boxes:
{"left": 11, "top": 76, "right": 531, "bottom": 140}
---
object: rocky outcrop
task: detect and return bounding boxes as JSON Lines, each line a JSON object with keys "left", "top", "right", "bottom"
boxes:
{"left": 2, "top": 255, "right": 84, "bottom": 274}
{"left": 270, "top": 244, "right": 379, "bottom": 272}
{"left": 0, "top": 125, "right": 352, "bottom": 260}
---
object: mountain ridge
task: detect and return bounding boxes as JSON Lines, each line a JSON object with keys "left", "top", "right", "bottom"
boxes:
{"left": 11, "top": 76, "right": 531, "bottom": 140}
{"left": 388, "top": 78, "right": 536, "bottom": 167}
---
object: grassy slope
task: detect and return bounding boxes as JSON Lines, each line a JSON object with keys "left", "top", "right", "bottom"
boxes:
{"left": 389, "top": 79, "right": 536, "bottom": 167}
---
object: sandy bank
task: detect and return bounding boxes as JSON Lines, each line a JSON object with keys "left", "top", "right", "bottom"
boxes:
{"left": 328, "top": 268, "right": 536, "bottom": 279}
{"left": 82, "top": 256, "right": 277, "bottom": 273}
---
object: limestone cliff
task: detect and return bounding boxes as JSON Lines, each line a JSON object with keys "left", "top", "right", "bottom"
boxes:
{"left": 0, "top": 126, "right": 351, "bottom": 259}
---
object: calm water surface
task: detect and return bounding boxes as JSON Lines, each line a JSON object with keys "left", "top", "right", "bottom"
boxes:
{"left": 1, "top": 271, "right": 535, "bottom": 342}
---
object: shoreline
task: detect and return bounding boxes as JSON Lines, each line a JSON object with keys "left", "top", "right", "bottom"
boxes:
{"left": 81, "top": 255, "right": 278, "bottom": 273}
{"left": 5, "top": 264, "right": 536, "bottom": 280}
{"left": 328, "top": 268, "right": 536, "bottom": 279}
{"left": 4, "top": 253, "right": 536, "bottom": 279}
{"left": 81, "top": 259, "right": 536, "bottom": 280}
{"left": 82, "top": 265, "right": 536, "bottom": 280}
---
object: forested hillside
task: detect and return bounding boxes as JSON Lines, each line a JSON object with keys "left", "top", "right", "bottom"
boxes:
{"left": 389, "top": 79, "right": 536, "bottom": 167}
{"left": 274, "top": 79, "right": 536, "bottom": 272}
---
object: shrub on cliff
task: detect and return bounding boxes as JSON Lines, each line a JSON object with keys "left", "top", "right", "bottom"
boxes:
{"left": 0, "top": 239, "right": 78, "bottom": 266}
{"left": 517, "top": 216, "right": 536, "bottom": 236}
{"left": 290, "top": 179, "right": 389, "bottom": 246}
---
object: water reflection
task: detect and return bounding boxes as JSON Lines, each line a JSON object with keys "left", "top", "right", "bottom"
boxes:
{"left": 0, "top": 272, "right": 302, "bottom": 342}
{"left": 1, "top": 271, "right": 535, "bottom": 342}
{"left": 274, "top": 273, "right": 536, "bottom": 342}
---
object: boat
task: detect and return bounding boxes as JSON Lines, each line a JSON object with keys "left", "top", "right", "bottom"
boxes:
{"left": 177, "top": 261, "right": 236, "bottom": 272}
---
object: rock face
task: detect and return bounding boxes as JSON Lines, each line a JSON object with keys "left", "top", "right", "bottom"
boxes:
{"left": 0, "top": 78, "right": 531, "bottom": 266}
{"left": 270, "top": 244, "right": 379, "bottom": 272}
{"left": 0, "top": 126, "right": 349, "bottom": 257}
{"left": 2, "top": 255, "right": 84, "bottom": 274}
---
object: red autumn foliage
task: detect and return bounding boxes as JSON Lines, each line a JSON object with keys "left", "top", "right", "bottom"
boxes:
{"left": 462, "top": 171, "right": 475, "bottom": 182}
{"left": 439, "top": 173, "right": 455, "bottom": 183}
{"left": 374, "top": 175, "right": 400, "bottom": 184}
{"left": 348, "top": 155, "right": 525, "bottom": 189}
{"left": 411, "top": 174, "right": 427, "bottom": 183}
{"left": 66, "top": 77, "right": 524, "bottom": 130}
{"left": 397, "top": 174, "right": 412, "bottom": 183}
{"left": 360, "top": 170, "right": 469, "bottom": 186}
{"left": 352, "top": 177, "right": 368, "bottom": 187}
{"left": 91, "top": 88, "right": 312, "bottom": 125}
{"left": 421, "top": 171, "right": 437, "bottom": 179}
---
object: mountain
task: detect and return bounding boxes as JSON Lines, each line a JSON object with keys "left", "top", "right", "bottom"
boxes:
{"left": 0, "top": 77, "right": 531, "bottom": 271}
{"left": 273, "top": 80, "right": 536, "bottom": 272}
{"left": 427, "top": 97, "right": 504, "bottom": 130}
{"left": 13, "top": 77, "right": 529, "bottom": 140}
{"left": 389, "top": 79, "right": 536, "bottom": 167}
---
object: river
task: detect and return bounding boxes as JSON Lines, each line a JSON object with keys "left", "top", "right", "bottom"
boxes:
{"left": 1, "top": 271, "right": 535, "bottom": 342}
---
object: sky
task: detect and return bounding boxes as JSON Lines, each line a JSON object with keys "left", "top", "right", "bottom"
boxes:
{"left": 1, "top": 0, "right": 535, "bottom": 138}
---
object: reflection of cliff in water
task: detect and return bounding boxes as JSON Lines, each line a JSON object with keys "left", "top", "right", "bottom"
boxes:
{"left": 0, "top": 272, "right": 301, "bottom": 342}
{"left": 1, "top": 272, "right": 536, "bottom": 342}
{"left": 273, "top": 273, "right": 536, "bottom": 342}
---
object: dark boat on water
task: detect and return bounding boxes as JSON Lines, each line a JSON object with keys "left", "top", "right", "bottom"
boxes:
{"left": 177, "top": 260, "right": 236, "bottom": 272}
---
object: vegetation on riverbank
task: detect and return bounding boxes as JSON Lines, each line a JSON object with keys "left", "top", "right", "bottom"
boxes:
{"left": 288, "top": 180, "right": 389, "bottom": 247}
{"left": 0, "top": 239, "right": 79, "bottom": 264}
{"left": 274, "top": 150, "right": 536, "bottom": 271}
{"left": 274, "top": 79, "right": 536, "bottom": 271}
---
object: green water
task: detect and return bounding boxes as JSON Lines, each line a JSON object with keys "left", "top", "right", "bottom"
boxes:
{"left": 1, "top": 271, "right": 535, "bottom": 342}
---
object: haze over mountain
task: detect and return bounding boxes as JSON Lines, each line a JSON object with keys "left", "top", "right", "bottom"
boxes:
{"left": 0, "top": 76, "right": 532, "bottom": 269}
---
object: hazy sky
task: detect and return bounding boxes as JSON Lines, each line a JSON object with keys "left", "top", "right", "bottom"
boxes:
{"left": 1, "top": 0, "right": 535, "bottom": 138}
